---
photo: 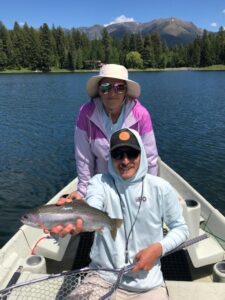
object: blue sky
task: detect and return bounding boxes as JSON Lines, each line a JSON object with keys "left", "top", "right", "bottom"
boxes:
{"left": 1, "top": 0, "right": 225, "bottom": 32}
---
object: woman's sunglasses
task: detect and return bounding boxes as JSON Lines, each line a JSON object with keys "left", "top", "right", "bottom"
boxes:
{"left": 111, "top": 148, "right": 140, "bottom": 160}
{"left": 99, "top": 82, "right": 127, "bottom": 94}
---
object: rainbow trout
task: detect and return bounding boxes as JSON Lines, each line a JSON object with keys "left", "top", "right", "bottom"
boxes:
{"left": 21, "top": 199, "right": 123, "bottom": 240}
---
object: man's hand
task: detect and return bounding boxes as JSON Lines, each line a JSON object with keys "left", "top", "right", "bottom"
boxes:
{"left": 44, "top": 218, "right": 84, "bottom": 238}
{"left": 132, "top": 243, "right": 162, "bottom": 272}
{"left": 43, "top": 192, "right": 84, "bottom": 237}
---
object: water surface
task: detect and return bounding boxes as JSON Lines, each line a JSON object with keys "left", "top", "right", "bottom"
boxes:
{"left": 0, "top": 71, "right": 225, "bottom": 247}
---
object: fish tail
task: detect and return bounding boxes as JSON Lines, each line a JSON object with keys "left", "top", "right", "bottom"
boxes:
{"left": 110, "top": 219, "right": 123, "bottom": 240}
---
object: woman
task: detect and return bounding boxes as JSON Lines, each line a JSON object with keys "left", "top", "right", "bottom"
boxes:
{"left": 65, "top": 64, "right": 158, "bottom": 200}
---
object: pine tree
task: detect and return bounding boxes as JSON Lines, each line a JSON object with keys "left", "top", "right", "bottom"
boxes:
{"left": 151, "top": 33, "right": 163, "bottom": 68}
{"left": 129, "top": 34, "right": 136, "bottom": 51}
{"left": 0, "top": 39, "right": 7, "bottom": 70}
{"left": 142, "top": 35, "right": 155, "bottom": 68}
{"left": 217, "top": 27, "right": 225, "bottom": 64}
{"left": 22, "top": 24, "right": 41, "bottom": 70}
{"left": 11, "top": 22, "right": 26, "bottom": 68}
{"left": 101, "top": 28, "right": 112, "bottom": 63}
{"left": 187, "top": 37, "right": 201, "bottom": 67}
{"left": 200, "top": 30, "right": 213, "bottom": 67}
{"left": 136, "top": 32, "right": 144, "bottom": 55}
{"left": 120, "top": 33, "right": 130, "bottom": 65}
{"left": 0, "top": 21, "right": 11, "bottom": 67}
{"left": 39, "top": 23, "right": 54, "bottom": 72}
{"left": 52, "top": 26, "right": 67, "bottom": 69}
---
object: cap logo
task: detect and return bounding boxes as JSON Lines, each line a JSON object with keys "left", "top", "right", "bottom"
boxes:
{"left": 119, "top": 131, "right": 130, "bottom": 141}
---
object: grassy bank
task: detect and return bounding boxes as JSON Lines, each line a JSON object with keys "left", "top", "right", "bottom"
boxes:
{"left": 1, "top": 65, "right": 225, "bottom": 74}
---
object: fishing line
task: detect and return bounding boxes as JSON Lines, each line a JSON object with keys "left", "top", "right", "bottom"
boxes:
{"left": 31, "top": 235, "right": 50, "bottom": 255}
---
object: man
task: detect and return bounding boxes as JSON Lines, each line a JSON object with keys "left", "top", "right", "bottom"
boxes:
{"left": 52, "top": 128, "right": 188, "bottom": 299}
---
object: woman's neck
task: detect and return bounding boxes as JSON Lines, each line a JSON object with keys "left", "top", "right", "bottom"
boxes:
{"left": 104, "top": 99, "right": 126, "bottom": 124}
{"left": 109, "top": 111, "right": 120, "bottom": 123}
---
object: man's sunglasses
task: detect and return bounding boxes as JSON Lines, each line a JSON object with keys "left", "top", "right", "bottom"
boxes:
{"left": 111, "top": 148, "right": 140, "bottom": 160}
{"left": 99, "top": 82, "right": 127, "bottom": 94}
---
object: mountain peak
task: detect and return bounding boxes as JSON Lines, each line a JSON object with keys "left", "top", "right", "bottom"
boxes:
{"left": 78, "top": 17, "right": 203, "bottom": 46}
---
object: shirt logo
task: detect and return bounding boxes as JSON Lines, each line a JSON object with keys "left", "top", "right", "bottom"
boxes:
{"left": 136, "top": 196, "right": 147, "bottom": 202}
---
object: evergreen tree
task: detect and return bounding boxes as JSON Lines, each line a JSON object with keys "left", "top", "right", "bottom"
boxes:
{"left": 142, "top": 35, "right": 155, "bottom": 68}
{"left": 76, "top": 48, "right": 83, "bottom": 69}
{"left": 121, "top": 33, "right": 130, "bottom": 52}
{"left": 52, "top": 26, "right": 67, "bottom": 69}
{"left": 39, "top": 23, "right": 54, "bottom": 72}
{"left": 120, "top": 33, "right": 130, "bottom": 65}
{"left": 80, "top": 32, "right": 90, "bottom": 62}
{"left": 22, "top": 24, "right": 41, "bottom": 70}
{"left": 141, "top": 47, "right": 155, "bottom": 68}
{"left": 200, "top": 30, "right": 213, "bottom": 67}
{"left": 11, "top": 22, "right": 26, "bottom": 68}
{"left": 0, "top": 21, "right": 11, "bottom": 67}
{"left": 129, "top": 34, "right": 136, "bottom": 51}
{"left": 66, "top": 34, "right": 76, "bottom": 70}
{"left": 66, "top": 51, "right": 75, "bottom": 70}
{"left": 187, "top": 37, "right": 201, "bottom": 67}
{"left": 151, "top": 33, "right": 163, "bottom": 68}
{"left": 90, "top": 39, "right": 104, "bottom": 62}
{"left": 0, "top": 39, "right": 7, "bottom": 70}
{"left": 217, "top": 27, "right": 225, "bottom": 64}
{"left": 110, "top": 46, "right": 120, "bottom": 64}
{"left": 101, "top": 28, "right": 112, "bottom": 63}
{"left": 136, "top": 32, "right": 144, "bottom": 55}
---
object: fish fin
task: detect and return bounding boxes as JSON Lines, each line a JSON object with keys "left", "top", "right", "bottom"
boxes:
{"left": 110, "top": 218, "right": 123, "bottom": 241}
{"left": 115, "top": 219, "right": 123, "bottom": 228}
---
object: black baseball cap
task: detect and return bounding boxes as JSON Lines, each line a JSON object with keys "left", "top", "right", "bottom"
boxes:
{"left": 110, "top": 129, "right": 141, "bottom": 152}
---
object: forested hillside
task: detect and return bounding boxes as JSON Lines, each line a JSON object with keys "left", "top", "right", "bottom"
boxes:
{"left": 0, "top": 21, "right": 225, "bottom": 71}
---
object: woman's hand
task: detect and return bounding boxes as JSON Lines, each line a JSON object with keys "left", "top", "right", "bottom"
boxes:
{"left": 132, "top": 243, "right": 162, "bottom": 272}
{"left": 57, "top": 191, "right": 82, "bottom": 205}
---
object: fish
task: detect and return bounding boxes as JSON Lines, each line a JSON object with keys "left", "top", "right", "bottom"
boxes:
{"left": 20, "top": 199, "right": 123, "bottom": 240}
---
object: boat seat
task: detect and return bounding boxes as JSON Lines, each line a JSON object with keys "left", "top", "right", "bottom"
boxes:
{"left": 187, "top": 228, "right": 225, "bottom": 268}
{"left": 166, "top": 280, "right": 225, "bottom": 300}
{"left": 33, "top": 234, "right": 71, "bottom": 261}
{"left": 170, "top": 195, "right": 225, "bottom": 268}
{"left": 20, "top": 224, "right": 72, "bottom": 261}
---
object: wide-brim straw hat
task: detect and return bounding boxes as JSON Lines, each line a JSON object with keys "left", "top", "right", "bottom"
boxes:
{"left": 86, "top": 64, "right": 141, "bottom": 98}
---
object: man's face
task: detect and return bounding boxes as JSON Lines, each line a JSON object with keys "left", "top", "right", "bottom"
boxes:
{"left": 111, "top": 147, "right": 140, "bottom": 180}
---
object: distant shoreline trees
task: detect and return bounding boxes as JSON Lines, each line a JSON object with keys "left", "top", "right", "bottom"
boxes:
{"left": 0, "top": 21, "right": 225, "bottom": 72}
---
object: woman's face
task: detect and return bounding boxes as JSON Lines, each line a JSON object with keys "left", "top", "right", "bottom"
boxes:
{"left": 98, "top": 78, "right": 127, "bottom": 115}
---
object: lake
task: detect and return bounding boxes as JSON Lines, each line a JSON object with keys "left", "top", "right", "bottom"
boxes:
{"left": 0, "top": 71, "right": 225, "bottom": 247}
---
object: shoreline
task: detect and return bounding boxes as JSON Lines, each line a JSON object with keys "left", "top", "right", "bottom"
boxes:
{"left": 1, "top": 65, "right": 225, "bottom": 74}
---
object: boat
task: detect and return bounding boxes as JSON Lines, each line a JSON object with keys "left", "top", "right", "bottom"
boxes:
{"left": 0, "top": 159, "right": 225, "bottom": 299}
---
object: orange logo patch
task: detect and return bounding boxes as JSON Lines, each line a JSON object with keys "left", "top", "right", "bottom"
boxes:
{"left": 119, "top": 131, "right": 130, "bottom": 141}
